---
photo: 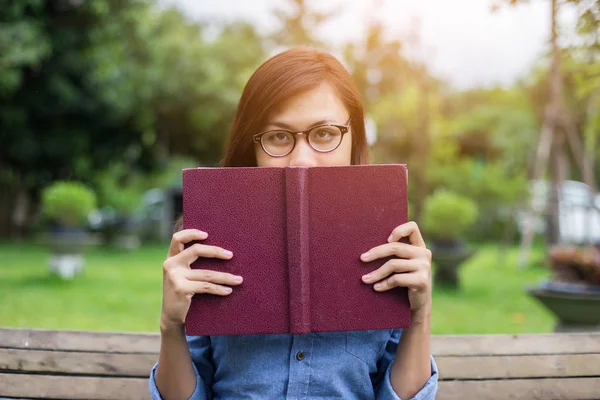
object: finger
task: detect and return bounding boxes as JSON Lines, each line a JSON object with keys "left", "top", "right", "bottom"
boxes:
{"left": 361, "top": 258, "right": 419, "bottom": 284}
{"left": 179, "top": 280, "right": 235, "bottom": 296}
{"left": 361, "top": 242, "right": 420, "bottom": 262}
{"left": 373, "top": 271, "right": 429, "bottom": 292}
{"left": 166, "top": 243, "right": 232, "bottom": 268}
{"left": 185, "top": 269, "right": 243, "bottom": 286}
{"left": 387, "top": 221, "right": 426, "bottom": 247}
{"left": 168, "top": 229, "right": 208, "bottom": 257}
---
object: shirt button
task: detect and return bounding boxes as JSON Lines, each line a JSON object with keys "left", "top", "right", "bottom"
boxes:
{"left": 295, "top": 351, "right": 305, "bottom": 361}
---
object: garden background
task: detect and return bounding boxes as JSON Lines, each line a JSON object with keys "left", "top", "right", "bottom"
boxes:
{"left": 2, "top": 0, "right": 600, "bottom": 334}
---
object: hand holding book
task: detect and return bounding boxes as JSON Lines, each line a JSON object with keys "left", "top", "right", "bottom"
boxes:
{"left": 361, "top": 221, "right": 433, "bottom": 319}
{"left": 160, "top": 220, "right": 433, "bottom": 333}
{"left": 160, "top": 229, "right": 242, "bottom": 331}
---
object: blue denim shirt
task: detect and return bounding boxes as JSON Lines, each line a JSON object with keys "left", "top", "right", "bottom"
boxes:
{"left": 149, "top": 328, "right": 438, "bottom": 399}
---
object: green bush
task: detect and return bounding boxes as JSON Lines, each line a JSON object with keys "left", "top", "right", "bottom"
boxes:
{"left": 95, "top": 165, "right": 143, "bottom": 216}
{"left": 422, "top": 189, "right": 479, "bottom": 241}
{"left": 426, "top": 139, "right": 528, "bottom": 242}
{"left": 41, "top": 181, "right": 97, "bottom": 228}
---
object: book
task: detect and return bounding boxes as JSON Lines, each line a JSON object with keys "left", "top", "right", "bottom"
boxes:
{"left": 182, "top": 164, "right": 411, "bottom": 336}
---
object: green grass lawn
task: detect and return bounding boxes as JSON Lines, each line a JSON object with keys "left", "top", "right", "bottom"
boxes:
{"left": 433, "top": 243, "right": 554, "bottom": 334}
{"left": 0, "top": 241, "right": 555, "bottom": 334}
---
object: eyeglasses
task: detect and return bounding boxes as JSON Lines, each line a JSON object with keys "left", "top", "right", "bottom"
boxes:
{"left": 253, "top": 118, "right": 352, "bottom": 157}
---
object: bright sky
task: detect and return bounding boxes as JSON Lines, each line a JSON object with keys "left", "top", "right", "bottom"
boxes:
{"left": 160, "top": 0, "right": 577, "bottom": 89}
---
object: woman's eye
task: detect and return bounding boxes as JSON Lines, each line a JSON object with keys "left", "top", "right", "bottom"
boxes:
{"left": 312, "top": 129, "right": 337, "bottom": 142}
{"left": 265, "top": 132, "right": 291, "bottom": 144}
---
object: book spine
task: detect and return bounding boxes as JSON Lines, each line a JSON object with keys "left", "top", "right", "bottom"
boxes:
{"left": 285, "top": 167, "right": 311, "bottom": 334}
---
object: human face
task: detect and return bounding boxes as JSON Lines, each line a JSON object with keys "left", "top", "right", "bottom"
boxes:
{"left": 254, "top": 82, "right": 352, "bottom": 167}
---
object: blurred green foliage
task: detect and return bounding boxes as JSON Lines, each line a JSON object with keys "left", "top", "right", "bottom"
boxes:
{"left": 422, "top": 189, "right": 479, "bottom": 241}
{"left": 40, "top": 181, "right": 96, "bottom": 227}
{"left": 1, "top": 0, "right": 599, "bottom": 244}
{"left": 0, "top": 0, "right": 265, "bottom": 192}
{"left": 94, "top": 163, "right": 147, "bottom": 215}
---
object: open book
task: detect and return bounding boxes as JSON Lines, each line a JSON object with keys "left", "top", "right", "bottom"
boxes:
{"left": 182, "top": 164, "right": 411, "bottom": 336}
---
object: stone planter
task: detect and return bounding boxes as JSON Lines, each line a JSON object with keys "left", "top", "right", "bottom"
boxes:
{"left": 40, "top": 228, "right": 100, "bottom": 279}
{"left": 526, "top": 280, "right": 600, "bottom": 332}
{"left": 430, "top": 240, "right": 475, "bottom": 289}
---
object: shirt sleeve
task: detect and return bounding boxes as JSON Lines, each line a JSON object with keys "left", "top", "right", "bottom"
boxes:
{"left": 149, "top": 334, "right": 215, "bottom": 400}
{"left": 373, "top": 329, "right": 439, "bottom": 400}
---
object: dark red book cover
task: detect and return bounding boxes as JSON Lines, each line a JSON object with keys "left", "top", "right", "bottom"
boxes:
{"left": 182, "top": 164, "right": 411, "bottom": 336}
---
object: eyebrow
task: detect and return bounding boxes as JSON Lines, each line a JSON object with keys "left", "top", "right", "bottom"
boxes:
{"left": 266, "top": 119, "right": 338, "bottom": 131}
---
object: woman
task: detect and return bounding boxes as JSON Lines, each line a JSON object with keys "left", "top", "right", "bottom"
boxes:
{"left": 150, "top": 46, "right": 438, "bottom": 400}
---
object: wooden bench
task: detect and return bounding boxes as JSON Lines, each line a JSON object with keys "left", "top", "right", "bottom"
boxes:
{"left": 1, "top": 328, "right": 599, "bottom": 400}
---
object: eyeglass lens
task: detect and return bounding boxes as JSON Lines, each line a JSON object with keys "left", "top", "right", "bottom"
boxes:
{"left": 261, "top": 126, "right": 343, "bottom": 156}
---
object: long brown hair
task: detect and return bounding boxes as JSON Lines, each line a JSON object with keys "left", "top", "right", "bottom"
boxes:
{"left": 175, "top": 46, "right": 370, "bottom": 233}
{"left": 221, "top": 46, "right": 370, "bottom": 167}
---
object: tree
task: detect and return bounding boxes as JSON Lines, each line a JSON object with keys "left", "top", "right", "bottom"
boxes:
{"left": 427, "top": 87, "right": 534, "bottom": 241}
{"left": 122, "top": 8, "right": 265, "bottom": 165}
{"left": 343, "top": 19, "right": 438, "bottom": 221}
{"left": 0, "top": 0, "right": 154, "bottom": 235}
{"left": 0, "top": 0, "right": 266, "bottom": 237}
{"left": 494, "top": 0, "right": 600, "bottom": 266}
{"left": 269, "top": 0, "right": 334, "bottom": 49}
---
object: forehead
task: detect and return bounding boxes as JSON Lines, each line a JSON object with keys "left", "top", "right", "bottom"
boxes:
{"left": 266, "top": 82, "right": 349, "bottom": 128}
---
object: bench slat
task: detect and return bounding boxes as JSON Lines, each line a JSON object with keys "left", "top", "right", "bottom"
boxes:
{"left": 4, "top": 328, "right": 600, "bottom": 356}
{"left": 437, "top": 353, "right": 600, "bottom": 380}
{"left": 0, "top": 373, "right": 149, "bottom": 400}
{"left": 0, "top": 328, "right": 159, "bottom": 354}
{"left": 2, "top": 327, "right": 600, "bottom": 400}
{"left": 0, "top": 348, "right": 156, "bottom": 377}
{"left": 438, "top": 377, "right": 600, "bottom": 400}
{"left": 432, "top": 333, "right": 600, "bottom": 356}
{"left": 4, "top": 348, "right": 600, "bottom": 381}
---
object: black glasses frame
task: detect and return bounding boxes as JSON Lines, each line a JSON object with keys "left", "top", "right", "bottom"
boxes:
{"left": 252, "top": 117, "right": 352, "bottom": 157}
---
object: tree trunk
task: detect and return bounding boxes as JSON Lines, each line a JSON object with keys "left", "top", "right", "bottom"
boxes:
{"left": 563, "top": 113, "right": 597, "bottom": 193}
{"left": 548, "top": 129, "right": 567, "bottom": 245}
{"left": 519, "top": 0, "right": 562, "bottom": 267}
{"left": 412, "top": 68, "right": 430, "bottom": 222}
{"left": 12, "top": 186, "right": 31, "bottom": 240}
{"left": 0, "top": 184, "right": 15, "bottom": 238}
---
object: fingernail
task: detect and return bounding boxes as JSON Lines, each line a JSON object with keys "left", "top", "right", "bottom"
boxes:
{"left": 198, "top": 230, "right": 208, "bottom": 237}
{"left": 362, "top": 274, "right": 372, "bottom": 282}
{"left": 387, "top": 234, "right": 393, "bottom": 242}
{"left": 223, "top": 250, "right": 233, "bottom": 258}
{"left": 223, "top": 287, "right": 232, "bottom": 294}
{"left": 374, "top": 283, "right": 382, "bottom": 290}
{"left": 361, "top": 252, "right": 372, "bottom": 261}
{"left": 233, "top": 276, "right": 243, "bottom": 283}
